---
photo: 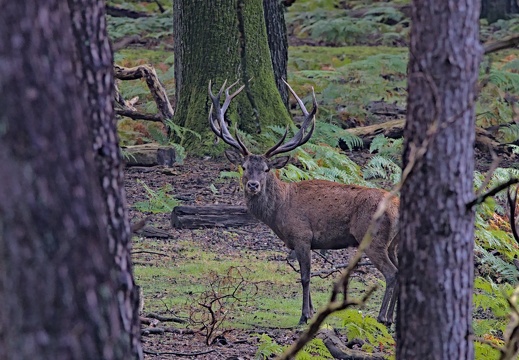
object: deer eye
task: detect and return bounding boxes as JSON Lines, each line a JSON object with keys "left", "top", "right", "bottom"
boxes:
{"left": 264, "top": 167, "right": 269, "bottom": 172}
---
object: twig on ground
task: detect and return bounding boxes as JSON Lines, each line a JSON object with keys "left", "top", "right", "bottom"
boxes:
{"left": 143, "top": 348, "right": 216, "bottom": 357}
{"left": 146, "top": 312, "right": 187, "bottom": 323}
{"left": 131, "top": 250, "right": 169, "bottom": 257}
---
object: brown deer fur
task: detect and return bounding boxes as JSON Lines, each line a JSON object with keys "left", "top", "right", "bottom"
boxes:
{"left": 209, "top": 80, "right": 399, "bottom": 325}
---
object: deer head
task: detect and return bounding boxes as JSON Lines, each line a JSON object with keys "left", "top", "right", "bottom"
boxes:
{"left": 208, "top": 80, "right": 317, "bottom": 196}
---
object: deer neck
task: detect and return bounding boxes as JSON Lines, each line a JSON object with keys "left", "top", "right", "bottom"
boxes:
{"left": 245, "top": 172, "right": 288, "bottom": 223}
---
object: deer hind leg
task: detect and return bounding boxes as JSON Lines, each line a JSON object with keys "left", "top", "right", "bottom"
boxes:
{"left": 365, "top": 243, "right": 398, "bottom": 326}
{"left": 385, "top": 235, "right": 399, "bottom": 321}
{"left": 295, "top": 245, "right": 313, "bottom": 325}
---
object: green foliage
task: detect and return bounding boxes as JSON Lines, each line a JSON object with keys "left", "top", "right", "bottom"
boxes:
{"left": 255, "top": 334, "right": 283, "bottom": 359}
{"left": 254, "top": 335, "right": 333, "bottom": 360}
{"left": 107, "top": 9, "right": 173, "bottom": 41}
{"left": 132, "top": 179, "right": 180, "bottom": 213}
{"left": 289, "top": 6, "right": 408, "bottom": 47}
{"left": 369, "top": 134, "right": 403, "bottom": 160}
{"left": 474, "top": 278, "right": 514, "bottom": 319}
{"left": 316, "top": 122, "right": 364, "bottom": 150}
{"left": 477, "top": 66, "right": 519, "bottom": 144}
{"left": 333, "top": 309, "right": 395, "bottom": 352}
{"left": 473, "top": 278, "right": 511, "bottom": 357}
{"left": 480, "top": 17, "right": 519, "bottom": 43}
{"left": 362, "top": 6, "right": 406, "bottom": 24}
{"left": 363, "top": 155, "right": 401, "bottom": 184}
{"left": 257, "top": 123, "right": 369, "bottom": 185}
{"left": 473, "top": 168, "right": 519, "bottom": 283}
{"left": 296, "top": 338, "right": 334, "bottom": 359}
{"left": 499, "top": 124, "right": 519, "bottom": 144}
{"left": 288, "top": 143, "right": 371, "bottom": 186}
{"left": 474, "top": 341, "right": 502, "bottom": 360}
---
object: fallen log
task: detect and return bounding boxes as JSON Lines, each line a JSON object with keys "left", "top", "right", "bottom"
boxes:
{"left": 344, "top": 119, "right": 513, "bottom": 155}
{"left": 171, "top": 205, "right": 259, "bottom": 229}
{"left": 122, "top": 143, "right": 177, "bottom": 167}
{"left": 317, "top": 329, "right": 386, "bottom": 360}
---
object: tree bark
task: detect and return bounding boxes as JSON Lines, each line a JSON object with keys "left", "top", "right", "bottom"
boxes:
{"left": 397, "top": 1, "right": 482, "bottom": 359}
{"left": 264, "top": 0, "right": 289, "bottom": 108}
{"left": 173, "top": 0, "right": 291, "bottom": 153}
{"left": 68, "top": 0, "right": 143, "bottom": 358}
{"left": 0, "top": 1, "right": 134, "bottom": 358}
{"left": 480, "top": 0, "right": 519, "bottom": 23}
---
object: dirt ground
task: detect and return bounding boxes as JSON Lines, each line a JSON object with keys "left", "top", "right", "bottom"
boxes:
{"left": 125, "top": 155, "right": 385, "bottom": 359}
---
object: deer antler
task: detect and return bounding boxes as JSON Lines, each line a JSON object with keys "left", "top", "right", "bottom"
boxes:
{"left": 208, "top": 80, "right": 250, "bottom": 155}
{"left": 264, "top": 79, "right": 317, "bottom": 158}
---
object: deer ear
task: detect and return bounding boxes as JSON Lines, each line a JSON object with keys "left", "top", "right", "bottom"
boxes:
{"left": 224, "top": 150, "right": 243, "bottom": 165}
{"left": 268, "top": 156, "right": 290, "bottom": 169}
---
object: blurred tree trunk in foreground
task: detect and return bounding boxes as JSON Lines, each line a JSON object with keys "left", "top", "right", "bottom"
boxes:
{"left": 0, "top": 1, "right": 135, "bottom": 358}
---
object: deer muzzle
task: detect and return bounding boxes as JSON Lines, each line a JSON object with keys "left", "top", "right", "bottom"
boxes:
{"left": 246, "top": 180, "right": 261, "bottom": 194}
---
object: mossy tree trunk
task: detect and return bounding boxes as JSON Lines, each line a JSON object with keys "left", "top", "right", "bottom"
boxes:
{"left": 397, "top": 0, "right": 481, "bottom": 359}
{"left": 68, "top": 0, "right": 142, "bottom": 358}
{"left": 0, "top": 0, "right": 134, "bottom": 358}
{"left": 173, "top": 0, "right": 291, "bottom": 154}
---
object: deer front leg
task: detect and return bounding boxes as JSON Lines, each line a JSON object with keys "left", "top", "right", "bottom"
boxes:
{"left": 295, "top": 245, "right": 312, "bottom": 325}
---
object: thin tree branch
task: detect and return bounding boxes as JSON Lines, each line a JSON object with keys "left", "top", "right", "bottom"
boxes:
{"left": 115, "top": 109, "right": 163, "bottom": 122}
{"left": 467, "top": 178, "right": 519, "bottom": 209}
{"left": 143, "top": 349, "right": 216, "bottom": 357}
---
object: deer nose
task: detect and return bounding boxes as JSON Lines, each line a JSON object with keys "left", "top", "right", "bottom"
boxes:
{"left": 246, "top": 181, "right": 260, "bottom": 193}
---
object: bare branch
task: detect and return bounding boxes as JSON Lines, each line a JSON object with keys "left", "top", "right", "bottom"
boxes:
{"left": 467, "top": 178, "right": 519, "bottom": 209}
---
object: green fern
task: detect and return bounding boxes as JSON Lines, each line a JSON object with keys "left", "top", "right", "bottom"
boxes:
{"left": 474, "top": 340, "right": 502, "bottom": 360}
{"left": 476, "top": 246, "right": 519, "bottom": 284}
{"left": 363, "top": 6, "right": 406, "bottom": 24}
{"left": 296, "top": 338, "right": 333, "bottom": 360}
{"left": 474, "top": 277, "right": 514, "bottom": 318}
{"left": 219, "top": 171, "right": 241, "bottom": 180}
{"left": 313, "top": 122, "right": 364, "bottom": 150}
{"left": 333, "top": 309, "right": 394, "bottom": 352}
{"left": 255, "top": 334, "right": 283, "bottom": 360}
{"left": 499, "top": 124, "right": 519, "bottom": 144}
{"left": 363, "top": 155, "right": 401, "bottom": 184}
{"left": 132, "top": 180, "right": 180, "bottom": 214}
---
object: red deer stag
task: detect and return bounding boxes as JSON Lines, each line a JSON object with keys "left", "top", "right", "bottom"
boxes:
{"left": 208, "top": 80, "right": 399, "bottom": 325}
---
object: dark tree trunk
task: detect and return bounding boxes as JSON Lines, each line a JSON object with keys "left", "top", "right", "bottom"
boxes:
{"left": 264, "top": 0, "right": 289, "bottom": 108}
{"left": 68, "top": 0, "right": 142, "bottom": 358}
{"left": 480, "top": 0, "right": 519, "bottom": 22}
{"left": 0, "top": 1, "right": 133, "bottom": 358}
{"left": 397, "top": 1, "right": 482, "bottom": 359}
{"left": 173, "top": 0, "right": 291, "bottom": 153}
